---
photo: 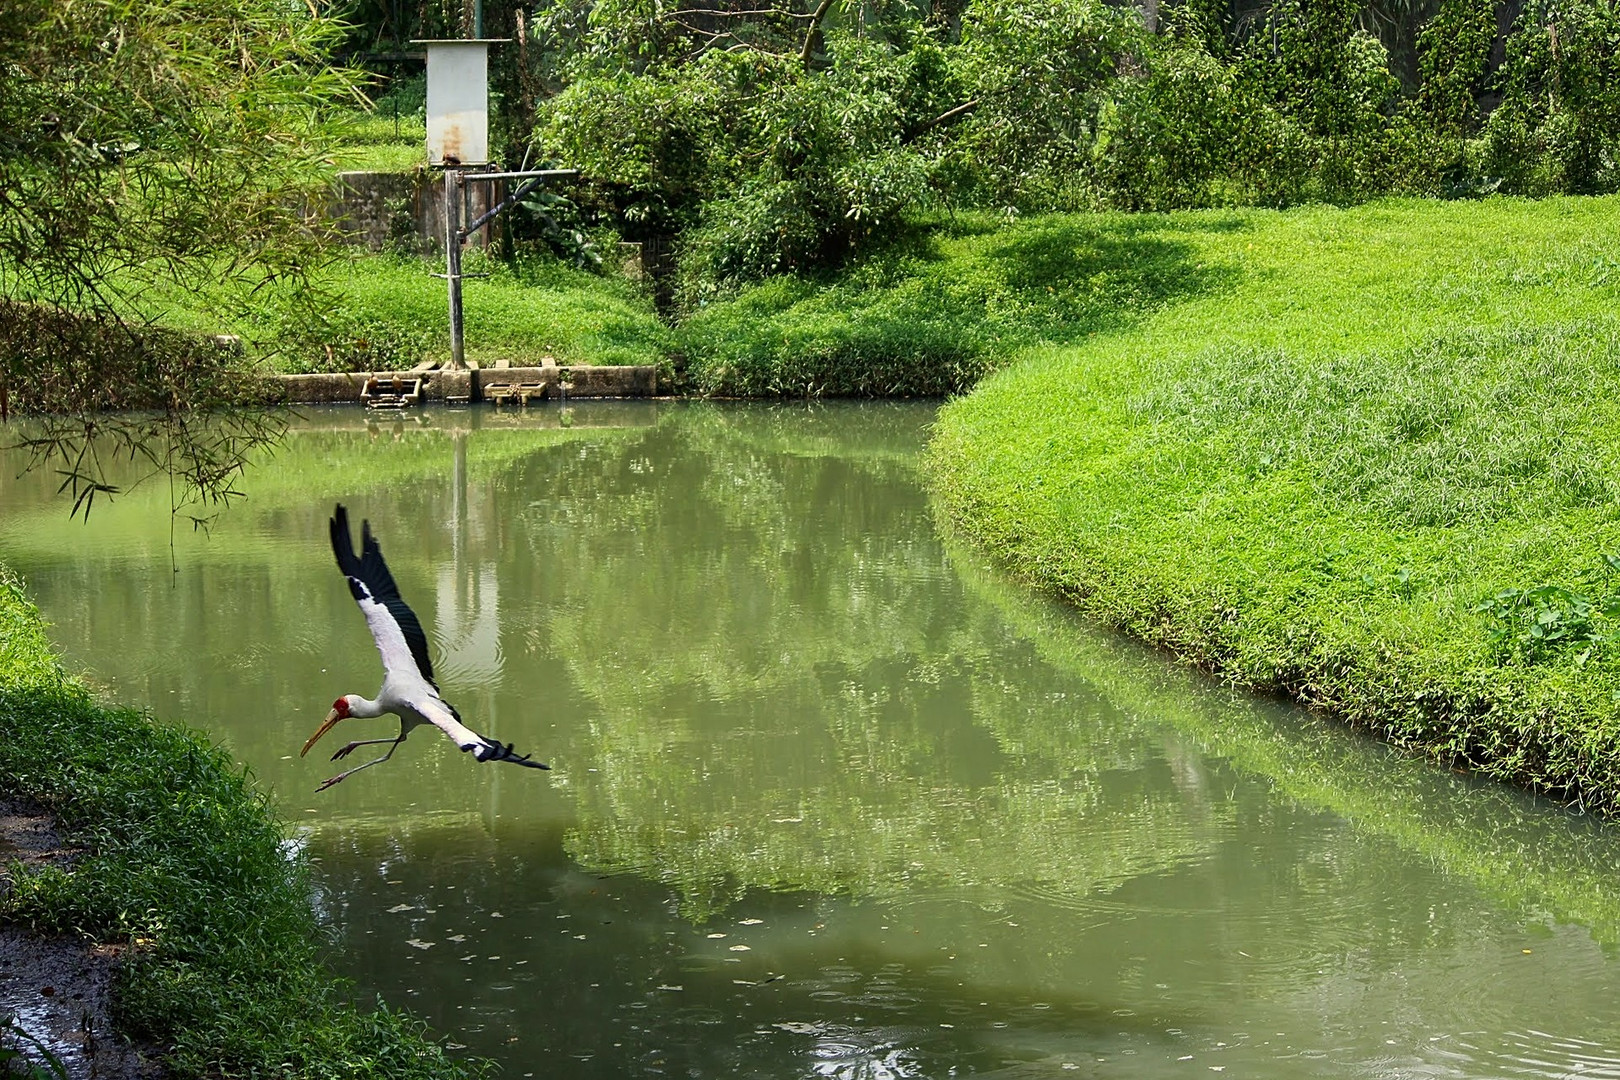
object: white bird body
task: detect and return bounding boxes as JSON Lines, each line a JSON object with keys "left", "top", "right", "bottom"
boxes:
{"left": 302, "top": 505, "right": 549, "bottom": 791}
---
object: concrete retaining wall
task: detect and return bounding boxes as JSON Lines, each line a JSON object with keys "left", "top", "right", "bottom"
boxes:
{"left": 273, "top": 365, "right": 658, "bottom": 405}
{"left": 330, "top": 171, "right": 503, "bottom": 253}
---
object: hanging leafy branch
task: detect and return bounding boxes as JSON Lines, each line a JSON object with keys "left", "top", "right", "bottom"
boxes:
{"left": 0, "top": 0, "right": 362, "bottom": 516}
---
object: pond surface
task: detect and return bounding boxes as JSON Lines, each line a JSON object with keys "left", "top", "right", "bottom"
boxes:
{"left": 5, "top": 402, "right": 1620, "bottom": 1079}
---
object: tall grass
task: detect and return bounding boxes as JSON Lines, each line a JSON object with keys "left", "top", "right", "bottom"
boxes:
{"left": 928, "top": 195, "right": 1620, "bottom": 813}
{"left": 0, "top": 569, "right": 486, "bottom": 1078}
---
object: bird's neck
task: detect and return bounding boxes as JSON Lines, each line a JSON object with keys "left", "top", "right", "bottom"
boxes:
{"left": 347, "top": 695, "right": 386, "bottom": 719}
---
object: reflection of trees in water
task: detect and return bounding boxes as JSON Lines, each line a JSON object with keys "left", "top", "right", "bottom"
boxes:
{"left": 22, "top": 403, "right": 1620, "bottom": 1078}
{"left": 946, "top": 535, "right": 1620, "bottom": 949}
{"left": 510, "top": 409, "right": 1234, "bottom": 916}
{"left": 435, "top": 562, "right": 503, "bottom": 687}
{"left": 18, "top": 401, "right": 1620, "bottom": 963}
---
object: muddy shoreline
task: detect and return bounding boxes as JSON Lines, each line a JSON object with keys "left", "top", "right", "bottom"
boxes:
{"left": 0, "top": 798, "right": 164, "bottom": 1079}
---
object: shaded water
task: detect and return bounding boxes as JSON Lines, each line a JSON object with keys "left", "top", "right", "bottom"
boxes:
{"left": 5, "top": 402, "right": 1620, "bottom": 1078}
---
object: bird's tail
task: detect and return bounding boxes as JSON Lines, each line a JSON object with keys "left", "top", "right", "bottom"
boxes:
{"left": 472, "top": 735, "right": 551, "bottom": 770}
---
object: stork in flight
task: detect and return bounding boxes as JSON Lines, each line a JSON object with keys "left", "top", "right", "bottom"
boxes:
{"left": 301, "top": 504, "right": 550, "bottom": 791}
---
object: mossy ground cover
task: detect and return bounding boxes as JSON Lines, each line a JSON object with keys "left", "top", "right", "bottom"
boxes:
{"left": 0, "top": 569, "right": 485, "bottom": 1078}
{"left": 926, "top": 194, "right": 1620, "bottom": 813}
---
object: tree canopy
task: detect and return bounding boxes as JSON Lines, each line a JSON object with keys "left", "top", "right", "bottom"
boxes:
{"left": 346, "top": 0, "right": 1620, "bottom": 306}
{"left": 0, "top": 0, "right": 360, "bottom": 516}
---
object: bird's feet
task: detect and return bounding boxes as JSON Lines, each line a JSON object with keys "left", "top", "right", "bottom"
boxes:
{"left": 316, "top": 772, "right": 351, "bottom": 792}
{"left": 331, "top": 742, "right": 362, "bottom": 761}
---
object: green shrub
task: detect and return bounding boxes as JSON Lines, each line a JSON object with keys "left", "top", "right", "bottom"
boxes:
{"left": 545, "top": 39, "right": 953, "bottom": 295}
{"left": 942, "top": 0, "right": 1140, "bottom": 209}
{"left": 1476, "top": 0, "right": 1620, "bottom": 195}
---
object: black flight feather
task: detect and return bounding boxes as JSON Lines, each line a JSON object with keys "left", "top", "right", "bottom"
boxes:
{"left": 330, "top": 504, "right": 438, "bottom": 687}
{"left": 472, "top": 735, "right": 551, "bottom": 769}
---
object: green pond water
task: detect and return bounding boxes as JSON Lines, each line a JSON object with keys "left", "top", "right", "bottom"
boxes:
{"left": 5, "top": 401, "right": 1620, "bottom": 1079}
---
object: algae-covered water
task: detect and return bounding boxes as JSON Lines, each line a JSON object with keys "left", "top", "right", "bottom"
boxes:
{"left": 4, "top": 401, "right": 1620, "bottom": 1079}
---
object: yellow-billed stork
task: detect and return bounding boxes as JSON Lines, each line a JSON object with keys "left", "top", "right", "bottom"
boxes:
{"left": 301, "top": 504, "right": 549, "bottom": 791}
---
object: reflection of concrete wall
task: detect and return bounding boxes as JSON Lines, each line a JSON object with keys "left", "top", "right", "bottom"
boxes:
{"left": 434, "top": 563, "right": 503, "bottom": 687}
{"left": 330, "top": 171, "right": 504, "bottom": 253}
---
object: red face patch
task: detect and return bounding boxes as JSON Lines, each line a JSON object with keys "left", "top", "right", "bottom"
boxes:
{"left": 332, "top": 697, "right": 350, "bottom": 717}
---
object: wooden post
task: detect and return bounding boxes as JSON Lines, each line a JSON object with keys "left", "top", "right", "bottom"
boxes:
{"left": 444, "top": 168, "right": 466, "bottom": 371}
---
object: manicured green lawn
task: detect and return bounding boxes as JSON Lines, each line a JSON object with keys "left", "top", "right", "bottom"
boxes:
{"left": 928, "top": 195, "right": 1620, "bottom": 812}
{"left": 0, "top": 569, "right": 486, "bottom": 1077}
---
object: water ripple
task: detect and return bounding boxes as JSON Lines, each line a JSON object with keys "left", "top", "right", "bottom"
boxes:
{"left": 1440, "top": 1030, "right": 1620, "bottom": 1080}
{"left": 770, "top": 1022, "right": 929, "bottom": 1080}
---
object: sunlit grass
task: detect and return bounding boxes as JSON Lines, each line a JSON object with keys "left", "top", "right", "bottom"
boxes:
{"left": 677, "top": 209, "right": 1242, "bottom": 396}
{"left": 280, "top": 252, "right": 672, "bottom": 371}
{"left": 929, "top": 194, "right": 1620, "bottom": 812}
{"left": 118, "top": 250, "right": 671, "bottom": 372}
{"left": 327, "top": 107, "right": 428, "bottom": 173}
{"left": 332, "top": 143, "right": 430, "bottom": 173}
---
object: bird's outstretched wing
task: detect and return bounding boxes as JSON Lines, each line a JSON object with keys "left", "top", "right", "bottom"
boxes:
{"left": 330, "top": 504, "right": 437, "bottom": 686}
{"left": 415, "top": 696, "right": 551, "bottom": 770}
{"left": 472, "top": 736, "right": 551, "bottom": 769}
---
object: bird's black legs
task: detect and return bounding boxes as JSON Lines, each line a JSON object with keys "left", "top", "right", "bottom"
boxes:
{"left": 317, "top": 734, "right": 407, "bottom": 791}
{"left": 331, "top": 736, "right": 404, "bottom": 761}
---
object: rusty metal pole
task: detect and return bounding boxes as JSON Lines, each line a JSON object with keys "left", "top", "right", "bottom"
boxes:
{"left": 444, "top": 167, "right": 466, "bottom": 370}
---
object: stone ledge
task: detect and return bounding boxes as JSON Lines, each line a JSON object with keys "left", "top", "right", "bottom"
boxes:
{"left": 273, "top": 365, "right": 658, "bottom": 405}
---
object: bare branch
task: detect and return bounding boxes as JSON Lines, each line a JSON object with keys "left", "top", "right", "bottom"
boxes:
{"left": 662, "top": 7, "right": 818, "bottom": 18}
{"left": 909, "top": 98, "right": 980, "bottom": 139}
{"left": 800, "top": 0, "right": 839, "bottom": 65}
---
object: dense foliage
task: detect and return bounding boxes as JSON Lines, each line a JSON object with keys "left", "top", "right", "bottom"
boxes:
{"left": 0, "top": 0, "right": 359, "bottom": 512}
{"left": 347, "top": 0, "right": 1620, "bottom": 307}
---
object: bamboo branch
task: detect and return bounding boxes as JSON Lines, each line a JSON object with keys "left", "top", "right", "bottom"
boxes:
{"left": 663, "top": 7, "right": 817, "bottom": 17}
{"left": 800, "top": 0, "right": 838, "bottom": 65}
{"left": 909, "top": 98, "right": 980, "bottom": 139}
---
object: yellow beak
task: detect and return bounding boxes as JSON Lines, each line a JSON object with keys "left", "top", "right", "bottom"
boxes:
{"left": 302, "top": 708, "right": 342, "bottom": 758}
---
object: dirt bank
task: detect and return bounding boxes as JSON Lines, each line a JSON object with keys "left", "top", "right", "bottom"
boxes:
{"left": 0, "top": 797, "right": 164, "bottom": 1078}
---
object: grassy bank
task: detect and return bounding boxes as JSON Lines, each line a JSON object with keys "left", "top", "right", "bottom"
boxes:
{"left": 142, "top": 251, "right": 671, "bottom": 374}
{"left": 676, "top": 210, "right": 1217, "bottom": 396}
{"left": 0, "top": 568, "right": 485, "bottom": 1078}
{"left": 926, "top": 194, "right": 1620, "bottom": 813}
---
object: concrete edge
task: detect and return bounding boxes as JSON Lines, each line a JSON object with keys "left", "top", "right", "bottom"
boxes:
{"left": 272, "top": 365, "right": 658, "bottom": 405}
